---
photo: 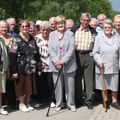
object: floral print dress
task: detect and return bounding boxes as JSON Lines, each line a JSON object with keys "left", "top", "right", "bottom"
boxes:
{"left": 16, "top": 35, "right": 39, "bottom": 74}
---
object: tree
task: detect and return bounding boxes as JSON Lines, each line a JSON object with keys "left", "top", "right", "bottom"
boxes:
{"left": 0, "top": 0, "right": 116, "bottom": 22}
{"left": 86, "top": 0, "right": 115, "bottom": 19}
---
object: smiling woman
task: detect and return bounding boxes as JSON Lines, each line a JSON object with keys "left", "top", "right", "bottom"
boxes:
{"left": 12, "top": 19, "right": 40, "bottom": 112}
{"left": 35, "top": 21, "right": 53, "bottom": 106}
{"left": 48, "top": 15, "right": 77, "bottom": 112}
{"left": 92, "top": 19, "right": 120, "bottom": 110}
{"left": 102, "top": 19, "right": 113, "bottom": 36}
{"left": 0, "top": 20, "right": 17, "bottom": 115}
{"left": 55, "top": 15, "right": 66, "bottom": 34}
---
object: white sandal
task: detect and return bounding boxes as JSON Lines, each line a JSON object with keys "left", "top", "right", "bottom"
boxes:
{"left": 19, "top": 104, "right": 29, "bottom": 112}
{"left": 0, "top": 108, "right": 8, "bottom": 115}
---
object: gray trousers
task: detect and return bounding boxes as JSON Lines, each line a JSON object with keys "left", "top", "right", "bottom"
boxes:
{"left": 75, "top": 52, "right": 94, "bottom": 104}
{"left": 52, "top": 71, "right": 75, "bottom": 108}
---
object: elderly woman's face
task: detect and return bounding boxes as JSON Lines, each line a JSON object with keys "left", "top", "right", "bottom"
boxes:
{"left": 50, "top": 21, "right": 56, "bottom": 31}
{"left": 103, "top": 23, "right": 113, "bottom": 36}
{"left": 0, "top": 22, "right": 8, "bottom": 35}
{"left": 56, "top": 21, "right": 65, "bottom": 32}
{"left": 114, "top": 18, "right": 120, "bottom": 30}
{"left": 29, "top": 25, "right": 35, "bottom": 36}
{"left": 41, "top": 27, "right": 50, "bottom": 39}
{"left": 89, "top": 20, "right": 97, "bottom": 28}
{"left": 20, "top": 22, "right": 29, "bottom": 34}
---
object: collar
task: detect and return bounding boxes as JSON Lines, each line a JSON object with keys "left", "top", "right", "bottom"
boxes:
{"left": 79, "top": 26, "right": 89, "bottom": 32}
{"left": 114, "top": 29, "right": 120, "bottom": 35}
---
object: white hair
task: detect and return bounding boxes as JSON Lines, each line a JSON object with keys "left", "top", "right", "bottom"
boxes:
{"left": 35, "top": 20, "right": 43, "bottom": 26}
{"left": 90, "top": 18, "right": 98, "bottom": 25}
{"left": 0, "top": 20, "right": 9, "bottom": 28}
{"left": 66, "top": 19, "right": 74, "bottom": 25}
{"left": 40, "top": 21, "right": 51, "bottom": 29}
{"left": 6, "top": 18, "right": 16, "bottom": 23}
{"left": 97, "top": 14, "right": 106, "bottom": 20}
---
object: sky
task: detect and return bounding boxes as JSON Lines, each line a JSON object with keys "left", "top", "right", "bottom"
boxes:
{"left": 109, "top": 0, "right": 120, "bottom": 12}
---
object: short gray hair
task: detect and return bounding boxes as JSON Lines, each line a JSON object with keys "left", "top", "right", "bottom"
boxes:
{"left": 114, "top": 14, "right": 120, "bottom": 23}
{"left": 80, "top": 13, "right": 91, "bottom": 21}
{"left": 66, "top": 19, "right": 74, "bottom": 25}
{"left": 6, "top": 18, "right": 16, "bottom": 24}
{"left": 29, "top": 21, "right": 35, "bottom": 27}
{"left": 103, "top": 19, "right": 113, "bottom": 28}
{"left": 97, "top": 14, "right": 106, "bottom": 20}
{"left": 0, "top": 20, "right": 9, "bottom": 28}
{"left": 40, "top": 21, "right": 51, "bottom": 29}
{"left": 91, "top": 18, "right": 97, "bottom": 22}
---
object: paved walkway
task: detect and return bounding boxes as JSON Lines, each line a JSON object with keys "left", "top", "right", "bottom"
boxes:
{"left": 0, "top": 104, "right": 120, "bottom": 120}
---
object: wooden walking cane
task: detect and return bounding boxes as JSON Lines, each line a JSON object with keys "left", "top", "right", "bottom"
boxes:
{"left": 46, "top": 65, "right": 63, "bottom": 117}
{"left": 100, "top": 68, "right": 107, "bottom": 112}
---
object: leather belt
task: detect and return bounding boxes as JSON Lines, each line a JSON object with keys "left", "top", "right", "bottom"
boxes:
{"left": 79, "top": 50, "right": 91, "bottom": 54}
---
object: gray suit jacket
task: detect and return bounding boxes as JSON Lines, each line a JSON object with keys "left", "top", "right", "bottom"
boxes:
{"left": 92, "top": 33, "right": 120, "bottom": 74}
{"left": 48, "top": 30, "right": 77, "bottom": 73}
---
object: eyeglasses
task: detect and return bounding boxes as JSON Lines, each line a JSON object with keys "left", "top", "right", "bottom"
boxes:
{"left": 104, "top": 26, "right": 112, "bottom": 29}
{"left": 115, "top": 21, "right": 120, "bottom": 24}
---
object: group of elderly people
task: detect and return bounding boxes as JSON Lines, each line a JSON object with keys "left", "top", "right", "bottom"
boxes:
{"left": 0, "top": 13, "right": 120, "bottom": 115}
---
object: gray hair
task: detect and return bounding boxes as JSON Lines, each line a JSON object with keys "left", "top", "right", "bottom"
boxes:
{"left": 91, "top": 18, "right": 97, "bottom": 22}
{"left": 29, "top": 21, "right": 35, "bottom": 27}
{"left": 35, "top": 20, "right": 43, "bottom": 26}
{"left": 66, "top": 19, "right": 74, "bottom": 25}
{"left": 80, "top": 13, "right": 91, "bottom": 21}
{"left": 0, "top": 20, "right": 9, "bottom": 28}
{"left": 102, "top": 19, "right": 113, "bottom": 28}
{"left": 97, "top": 14, "right": 106, "bottom": 20}
{"left": 114, "top": 14, "right": 120, "bottom": 23}
{"left": 90, "top": 18, "right": 98, "bottom": 28}
{"left": 6, "top": 18, "right": 16, "bottom": 23}
{"left": 40, "top": 21, "right": 51, "bottom": 29}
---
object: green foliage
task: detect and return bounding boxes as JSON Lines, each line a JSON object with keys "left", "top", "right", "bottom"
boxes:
{"left": 37, "top": 1, "right": 60, "bottom": 20}
{"left": 86, "top": 0, "right": 116, "bottom": 19}
{"left": 0, "top": 8, "right": 7, "bottom": 19}
{"left": 0, "top": 0, "right": 116, "bottom": 22}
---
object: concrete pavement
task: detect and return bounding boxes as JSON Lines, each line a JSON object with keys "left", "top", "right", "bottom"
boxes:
{"left": 0, "top": 104, "right": 120, "bottom": 120}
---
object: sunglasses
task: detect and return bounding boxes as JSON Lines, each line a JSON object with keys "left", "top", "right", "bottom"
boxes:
{"left": 21, "top": 25, "right": 29, "bottom": 28}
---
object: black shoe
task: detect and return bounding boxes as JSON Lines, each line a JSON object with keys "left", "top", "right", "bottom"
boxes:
{"left": 111, "top": 102, "right": 120, "bottom": 109}
{"left": 86, "top": 103, "right": 93, "bottom": 109}
{"left": 103, "top": 101, "right": 110, "bottom": 109}
{"left": 76, "top": 101, "right": 84, "bottom": 107}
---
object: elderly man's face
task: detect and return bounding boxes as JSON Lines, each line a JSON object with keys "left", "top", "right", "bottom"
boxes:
{"left": 9, "top": 20, "right": 16, "bottom": 31}
{"left": 98, "top": 16, "right": 106, "bottom": 27}
{"left": 80, "top": 16, "right": 90, "bottom": 29}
